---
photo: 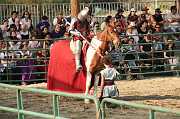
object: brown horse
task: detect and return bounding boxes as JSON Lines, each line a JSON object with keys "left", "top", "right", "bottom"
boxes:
{"left": 85, "top": 16, "right": 120, "bottom": 103}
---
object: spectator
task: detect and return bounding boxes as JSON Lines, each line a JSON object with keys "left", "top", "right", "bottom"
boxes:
{"left": 138, "top": 6, "right": 151, "bottom": 25}
{"left": 137, "top": 20, "right": 149, "bottom": 41}
{"left": 152, "top": 24, "right": 165, "bottom": 71}
{"left": 37, "top": 26, "right": 50, "bottom": 39}
{"left": 164, "top": 39, "right": 177, "bottom": 70}
{"left": 165, "top": 6, "right": 180, "bottom": 40}
{"left": 122, "top": 37, "right": 139, "bottom": 80}
{"left": 150, "top": 8, "right": 164, "bottom": 28}
{"left": 139, "top": 35, "right": 152, "bottom": 64}
{"left": 0, "top": 29, "right": 2, "bottom": 40}
{"left": 8, "top": 11, "right": 18, "bottom": 27}
{"left": 127, "top": 8, "right": 139, "bottom": 26}
{"left": 17, "top": 42, "right": 33, "bottom": 85}
{"left": 20, "top": 24, "right": 30, "bottom": 40}
{"left": 115, "top": 8, "right": 127, "bottom": 35}
{"left": 0, "top": 41, "right": 5, "bottom": 76}
{"left": 0, "top": 19, "right": 9, "bottom": 38}
{"left": 20, "top": 11, "right": 33, "bottom": 32}
{"left": 14, "top": 17, "right": 21, "bottom": 31}
{"left": 28, "top": 34, "right": 41, "bottom": 58}
{"left": 51, "top": 24, "right": 65, "bottom": 39}
{"left": 90, "top": 16, "right": 99, "bottom": 34}
{"left": 126, "top": 22, "right": 139, "bottom": 47}
{"left": 36, "top": 16, "right": 50, "bottom": 36}
{"left": 53, "top": 12, "right": 67, "bottom": 26}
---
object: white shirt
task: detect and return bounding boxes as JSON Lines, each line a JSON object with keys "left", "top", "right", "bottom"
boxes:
{"left": 166, "top": 13, "right": 180, "bottom": 26}
{"left": 28, "top": 41, "right": 40, "bottom": 49}
{"left": 100, "top": 67, "right": 120, "bottom": 80}
{"left": 20, "top": 18, "right": 31, "bottom": 29}
{"left": 8, "top": 18, "right": 15, "bottom": 27}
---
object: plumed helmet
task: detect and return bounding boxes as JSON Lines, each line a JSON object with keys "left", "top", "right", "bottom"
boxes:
{"left": 78, "top": 7, "right": 89, "bottom": 20}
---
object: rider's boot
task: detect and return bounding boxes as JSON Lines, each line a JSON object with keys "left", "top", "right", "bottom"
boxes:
{"left": 74, "top": 40, "right": 82, "bottom": 72}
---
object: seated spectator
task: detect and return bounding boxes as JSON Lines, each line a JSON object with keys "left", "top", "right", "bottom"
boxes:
{"left": 0, "top": 41, "right": 5, "bottom": 76}
{"left": 115, "top": 8, "right": 126, "bottom": 35}
{"left": 166, "top": 6, "right": 180, "bottom": 40}
{"left": 137, "top": 20, "right": 149, "bottom": 41}
{"left": 37, "top": 26, "right": 50, "bottom": 39}
{"left": 139, "top": 35, "right": 152, "bottom": 64}
{"left": 121, "top": 36, "right": 129, "bottom": 44}
{"left": 28, "top": 34, "right": 41, "bottom": 58}
{"left": 138, "top": 6, "right": 151, "bottom": 25}
{"left": 53, "top": 11, "right": 67, "bottom": 26}
{"left": 36, "top": 16, "right": 50, "bottom": 36}
{"left": 0, "top": 29, "right": 2, "bottom": 40}
{"left": 127, "top": 8, "right": 139, "bottom": 26}
{"left": 0, "top": 19, "right": 9, "bottom": 38}
{"left": 152, "top": 24, "right": 165, "bottom": 71}
{"left": 43, "top": 34, "right": 52, "bottom": 57}
{"left": 20, "top": 11, "right": 33, "bottom": 32}
{"left": 164, "top": 39, "right": 177, "bottom": 70}
{"left": 150, "top": 8, "right": 164, "bottom": 28}
{"left": 17, "top": 42, "right": 33, "bottom": 85}
{"left": 137, "top": 20, "right": 149, "bottom": 33}
{"left": 15, "top": 17, "right": 21, "bottom": 31}
{"left": 126, "top": 22, "right": 139, "bottom": 48}
{"left": 20, "top": 24, "right": 30, "bottom": 40}
{"left": 9, "top": 26, "right": 22, "bottom": 47}
{"left": 8, "top": 11, "right": 18, "bottom": 27}
{"left": 51, "top": 24, "right": 66, "bottom": 39}
{"left": 122, "top": 37, "right": 139, "bottom": 80}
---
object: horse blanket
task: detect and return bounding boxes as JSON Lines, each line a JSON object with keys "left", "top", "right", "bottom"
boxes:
{"left": 47, "top": 40, "right": 86, "bottom": 93}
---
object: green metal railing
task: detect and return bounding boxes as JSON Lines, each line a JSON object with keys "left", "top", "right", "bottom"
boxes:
{"left": 1, "top": 83, "right": 180, "bottom": 119}
{"left": 100, "top": 98, "right": 180, "bottom": 119}
{"left": 0, "top": 32, "right": 180, "bottom": 82}
{"left": 0, "top": 83, "right": 100, "bottom": 119}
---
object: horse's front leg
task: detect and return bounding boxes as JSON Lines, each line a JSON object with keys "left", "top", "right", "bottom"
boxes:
{"left": 85, "top": 70, "right": 92, "bottom": 104}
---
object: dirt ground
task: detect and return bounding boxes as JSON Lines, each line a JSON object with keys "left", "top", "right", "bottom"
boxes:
{"left": 0, "top": 77, "right": 180, "bottom": 119}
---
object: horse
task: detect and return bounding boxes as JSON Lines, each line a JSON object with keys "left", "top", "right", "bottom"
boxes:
{"left": 47, "top": 16, "right": 120, "bottom": 102}
{"left": 84, "top": 17, "right": 120, "bottom": 103}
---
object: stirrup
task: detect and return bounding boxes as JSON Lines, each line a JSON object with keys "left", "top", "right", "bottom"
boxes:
{"left": 76, "top": 65, "right": 82, "bottom": 72}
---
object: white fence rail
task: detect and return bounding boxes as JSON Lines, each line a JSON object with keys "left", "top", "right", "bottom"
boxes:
{"left": 0, "top": 1, "right": 176, "bottom": 25}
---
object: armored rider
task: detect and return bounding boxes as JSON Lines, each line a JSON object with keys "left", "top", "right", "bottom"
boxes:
{"left": 69, "top": 7, "right": 92, "bottom": 72}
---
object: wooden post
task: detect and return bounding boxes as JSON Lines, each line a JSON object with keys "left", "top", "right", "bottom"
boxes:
{"left": 71, "top": 0, "right": 80, "bottom": 18}
{"left": 176, "top": 0, "right": 180, "bottom": 14}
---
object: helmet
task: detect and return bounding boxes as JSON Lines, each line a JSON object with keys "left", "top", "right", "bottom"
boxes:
{"left": 78, "top": 7, "right": 89, "bottom": 21}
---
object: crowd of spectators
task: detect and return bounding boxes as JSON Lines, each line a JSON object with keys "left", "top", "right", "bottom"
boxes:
{"left": 0, "top": 5, "right": 179, "bottom": 83}
{"left": 0, "top": 10, "right": 75, "bottom": 84}
{"left": 101, "top": 6, "right": 180, "bottom": 79}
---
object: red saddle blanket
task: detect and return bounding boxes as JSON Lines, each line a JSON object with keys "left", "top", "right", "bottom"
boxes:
{"left": 47, "top": 40, "right": 86, "bottom": 93}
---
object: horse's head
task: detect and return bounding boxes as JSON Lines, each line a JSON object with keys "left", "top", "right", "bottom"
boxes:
{"left": 101, "top": 16, "right": 120, "bottom": 49}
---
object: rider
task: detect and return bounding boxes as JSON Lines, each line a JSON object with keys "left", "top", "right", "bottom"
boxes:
{"left": 69, "top": 7, "right": 92, "bottom": 71}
